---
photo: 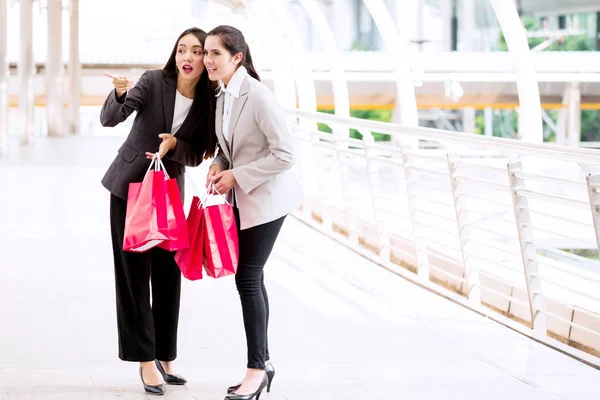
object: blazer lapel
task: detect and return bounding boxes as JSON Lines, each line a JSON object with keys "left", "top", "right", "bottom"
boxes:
{"left": 215, "top": 94, "right": 232, "bottom": 162}
{"left": 162, "top": 73, "right": 176, "bottom": 132}
{"left": 228, "top": 79, "right": 250, "bottom": 156}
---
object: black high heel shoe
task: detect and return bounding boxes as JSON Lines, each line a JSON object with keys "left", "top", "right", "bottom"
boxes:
{"left": 155, "top": 360, "right": 187, "bottom": 385}
{"left": 139, "top": 367, "right": 166, "bottom": 396}
{"left": 227, "top": 363, "right": 275, "bottom": 394}
{"left": 224, "top": 373, "right": 268, "bottom": 400}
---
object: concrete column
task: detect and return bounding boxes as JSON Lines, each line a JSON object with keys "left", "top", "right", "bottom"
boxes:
{"left": 440, "top": 0, "right": 453, "bottom": 51}
{"left": 395, "top": 0, "right": 419, "bottom": 51}
{"left": 463, "top": 107, "right": 476, "bottom": 133}
{"left": 462, "top": 0, "right": 476, "bottom": 51}
{"left": 484, "top": 106, "right": 493, "bottom": 136}
{"left": 0, "top": 0, "right": 8, "bottom": 156}
{"left": 567, "top": 82, "right": 581, "bottom": 147}
{"left": 19, "top": 0, "right": 35, "bottom": 145}
{"left": 68, "top": 0, "right": 80, "bottom": 134}
{"left": 47, "top": 0, "right": 64, "bottom": 137}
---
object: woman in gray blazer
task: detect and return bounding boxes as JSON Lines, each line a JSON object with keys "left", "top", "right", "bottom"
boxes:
{"left": 100, "top": 27, "right": 216, "bottom": 396}
{"left": 203, "top": 25, "right": 303, "bottom": 400}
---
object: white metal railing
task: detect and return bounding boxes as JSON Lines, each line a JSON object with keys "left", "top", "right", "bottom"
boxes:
{"left": 286, "top": 108, "right": 600, "bottom": 361}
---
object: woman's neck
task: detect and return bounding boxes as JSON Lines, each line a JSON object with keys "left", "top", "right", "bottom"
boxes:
{"left": 176, "top": 77, "right": 199, "bottom": 99}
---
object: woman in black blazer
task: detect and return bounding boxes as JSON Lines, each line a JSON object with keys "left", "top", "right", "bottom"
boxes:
{"left": 100, "top": 27, "right": 216, "bottom": 396}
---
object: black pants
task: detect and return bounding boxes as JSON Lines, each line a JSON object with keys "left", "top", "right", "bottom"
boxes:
{"left": 109, "top": 194, "right": 181, "bottom": 362}
{"left": 235, "top": 209, "right": 286, "bottom": 369}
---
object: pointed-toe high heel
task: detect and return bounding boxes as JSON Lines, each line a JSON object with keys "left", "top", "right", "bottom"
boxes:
{"left": 224, "top": 373, "right": 268, "bottom": 400}
{"left": 139, "top": 367, "right": 166, "bottom": 396}
{"left": 155, "top": 360, "right": 187, "bottom": 385}
{"left": 227, "top": 363, "right": 275, "bottom": 394}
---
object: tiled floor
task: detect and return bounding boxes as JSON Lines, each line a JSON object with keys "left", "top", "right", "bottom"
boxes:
{"left": 0, "top": 136, "right": 599, "bottom": 399}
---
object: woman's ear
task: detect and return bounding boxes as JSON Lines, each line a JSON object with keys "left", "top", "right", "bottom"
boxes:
{"left": 233, "top": 52, "right": 244, "bottom": 66}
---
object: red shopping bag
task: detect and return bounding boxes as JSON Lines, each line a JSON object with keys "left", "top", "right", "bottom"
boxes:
{"left": 202, "top": 191, "right": 239, "bottom": 278}
{"left": 174, "top": 196, "right": 205, "bottom": 281}
{"left": 157, "top": 178, "right": 190, "bottom": 252}
{"left": 123, "top": 158, "right": 169, "bottom": 252}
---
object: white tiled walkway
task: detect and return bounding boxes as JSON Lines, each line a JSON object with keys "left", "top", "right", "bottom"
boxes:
{"left": 0, "top": 136, "right": 599, "bottom": 399}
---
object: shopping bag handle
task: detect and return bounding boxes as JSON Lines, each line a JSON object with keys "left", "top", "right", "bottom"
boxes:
{"left": 143, "top": 153, "right": 171, "bottom": 180}
{"left": 201, "top": 182, "right": 231, "bottom": 206}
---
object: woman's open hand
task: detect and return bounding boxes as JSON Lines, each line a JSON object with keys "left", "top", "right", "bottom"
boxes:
{"left": 145, "top": 134, "right": 177, "bottom": 160}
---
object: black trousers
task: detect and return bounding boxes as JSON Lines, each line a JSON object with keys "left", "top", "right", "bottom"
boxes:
{"left": 109, "top": 194, "right": 181, "bottom": 362}
{"left": 235, "top": 209, "right": 286, "bottom": 370}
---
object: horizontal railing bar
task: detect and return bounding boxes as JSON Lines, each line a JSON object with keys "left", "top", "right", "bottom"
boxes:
{"left": 536, "top": 244, "right": 600, "bottom": 267}
{"left": 526, "top": 209, "right": 594, "bottom": 229}
{"left": 465, "top": 237, "right": 523, "bottom": 258}
{"left": 409, "top": 195, "right": 455, "bottom": 208}
{"left": 411, "top": 207, "right": 457, "bottom": 223}
{"left": 404, "top": 152, "right": 448, "bottom": 162}
{"left": 454, "top": 175, "right": 510, "bottom": 190}
{"left": 371, "top": 156, "right": 405, "bottom": 167}
{"left": 469, "top": 254, "right": 523, "bottom": 274}
{"left": 474, "top": 283, "right": 530, "bottom": 306}
{"left": 536, "top": 276, "right": 600, "bottom": 304}
{"left": 541, "top": 310, "right": 600, "bottom": 337}
{"left": 535, "top": 259, "right": 600, "bottom": 286}
{"left": 290, "top": 110, "right": 600, "bottom": 165}
{"left": 404, "top": 164, "right": 449, "bottom": 177}
{"left": 415, "top": 220, "right": 461, "bottom": 238}
{"left": 427, "top": 263, "right": 467, "bottom": 283}
{"left": 452, "top": 161, "right": 506, "bottom": 174}
{"left": 512, "top": 171, "right": 586, "bottom": 188}
{"left": 478, "top": 268, "right": 525, "bottom": 288}
{"left": 373, "top": 192, "right": 410, "bottom": 205}
{"left": 528, "top": 226, "right": 597, "bottom": 247}
{"left": 454, "top": 192, "right": 514, "bottom": 208}
{"left": 408, "top": 181, "right": 453, "bottom": 194}
{"left": 515, "top": 189, "right": 590, "bottom": 209}
{"left": 462, "top": 222, "right": 519, "bottom": 242}
{"left": 421, "top": 237, "right": 462, "bottom": 254}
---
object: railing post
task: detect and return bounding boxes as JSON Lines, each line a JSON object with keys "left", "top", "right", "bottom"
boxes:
{"left": 294, "top": 118, "right": 320, "bottom": 225}
{"left": 584, "top": 172, "right": 600, "bottom": 257}
{"left": 332, "top": 125, "right": 358, "bottom": 244}
{"left": 401, "top": 145, "right": 430, "bottom": 280}
{"left": 447, "top": 154, "right": 481, "bottom": 304}
{"left": 507, "top": 160, "right": 546, "bottom": 335}
{"left": 363, "top": 132, "right": 390, "bottom": 263}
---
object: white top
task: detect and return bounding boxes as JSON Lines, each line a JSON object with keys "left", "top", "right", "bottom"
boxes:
{"left": 171, "top": 90, "right": 194, "bottom": 136}
{"left": 218, "top": 66, "right": 248, "bottom": 144}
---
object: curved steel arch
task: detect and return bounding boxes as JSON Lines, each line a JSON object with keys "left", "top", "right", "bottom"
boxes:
{"left": 360, "top": 0, "right": 419, "bottom": 127}
{"left": 488, "top": 0, "right": 543, "bottom": 143}
{"left": 297, "top": 0, "right": 350, "bottom": 118}
{"left": 263, "top": 0, "right": 318, "bottom": 112}
{"left": 245, "top": 2, "right": 297, "bottom": 109}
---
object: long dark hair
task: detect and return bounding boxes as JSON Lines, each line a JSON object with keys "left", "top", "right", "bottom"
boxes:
{"left": 164, "top": 27, "right": 217, "bottom": 159}
{"left": 207, "top": 25, "right": 261, "bottom": 82}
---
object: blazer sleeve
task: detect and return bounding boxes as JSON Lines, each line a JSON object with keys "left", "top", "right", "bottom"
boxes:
{"left": 100, "top": 70, "right": 153, "bottom": 127}
{"left": 211, "top": 145, "right": 230, "bottom": 171}
{"left": 231, "top": 88, "right": 295, "bottom": 194}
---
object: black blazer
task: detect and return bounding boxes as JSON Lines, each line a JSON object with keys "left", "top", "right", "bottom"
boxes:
{"left": 100, "top": 69, "right": 210, "bottom": 200}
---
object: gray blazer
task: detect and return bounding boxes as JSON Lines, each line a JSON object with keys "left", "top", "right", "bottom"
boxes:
{"left": 212, "top": 76, "right": 303, "bottom": 230}
{"left": 101, "top": 69, "right": 211, "bottom": 200}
